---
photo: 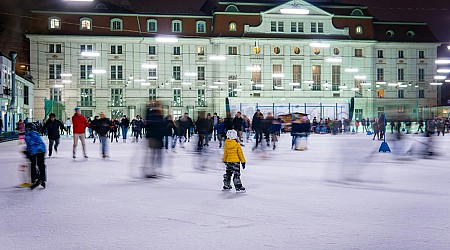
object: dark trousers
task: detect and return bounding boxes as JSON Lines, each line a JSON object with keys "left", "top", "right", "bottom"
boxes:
{"left": 48, "top": 139, "right": 60, "bottom": 156}
{"left": 223, "top": 162, "right": 242, "bottom": 188}
{"left": 254, "top": 130, "right": 263, "bottom": 147}
{"left": 197, "top": 133, "right": 206, "bottom": 149}
{"left": 30, "top": 152, "right": 46, "bottom": 182}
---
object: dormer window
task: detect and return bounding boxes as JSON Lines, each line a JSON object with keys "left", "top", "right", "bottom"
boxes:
{"left": 196, "top": 21, "right": 206, "bottom": 33}
{"left": 110, "top": 18, "right": 123, "bottom": 31}
{"left": 355, "top": 25, "right": 363, "bottom": 34}
{"left": 172, "top": 20, "right": 182, "bottom": 33}
{"left": 271, "top": 21, "right": 284, "bottom": 32}
{"left": 80, "top": 18, "right": 92, "bottom": 31}
{"left": 229, "top": 22, "right": 237, "bottom": 32}
{"left": 351, "top": 9, "right": 364, "bottom": 16}
{"left": 147, "top": 19, "right": 157, "bottom": 32}
{"left": 407, "top": 30, "right": 415, "bottom": 38}
{"left": 386, "top": 30, "right": 395, "bottom": 38}
{"left": 225, "top": 5, "right": 239, "bottom": 12}
{"left": 49, "top": 17, "right": 61, "bottom": 30}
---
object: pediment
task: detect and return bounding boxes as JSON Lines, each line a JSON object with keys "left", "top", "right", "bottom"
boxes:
{"left": 263, "top": 0, "right": 332, "bottom": 17}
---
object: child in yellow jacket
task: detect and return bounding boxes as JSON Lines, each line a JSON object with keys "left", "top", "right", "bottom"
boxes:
{"left": 222, "top": 129, "right": 246, "bottom": 192}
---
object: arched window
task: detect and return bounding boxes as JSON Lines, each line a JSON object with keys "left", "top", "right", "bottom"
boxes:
{"left": 110, "top": 18, "right": 123, "bottom": 31}
{"left": 172, "top": 20, "right": 182, "bottom": 33}
{"left": 351, "top": 9, "right": 364, "bottom": 16}
{"left": 229, "top": 22, "right": 237, "bottom": 32}
{"left": 355, "top": 25, "right": 363, "bottom": 34}
{"left": 196, "top": 20, "right": 206, "bottom": 33}
{"left": 225, "top": 5, "right": 239, "bottom": 12}
{"left": 80, "top": 17, "right": 92, "bottom": 31}
{"left": 147, "top": 19, "right": 157, "bottom": 32}
{"left": 407, "top": 30, "right": 415, "bottom": 38}
{"left": 48, "top": 17, "right": 61, "bottom": 30}
{"left": 96, "top": 3, "right": 107, "bottom": 9}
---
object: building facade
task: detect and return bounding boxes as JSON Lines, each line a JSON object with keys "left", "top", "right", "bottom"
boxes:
{"left": 0, "top": 52, "right": 34, "bottom": 132}
{"left": 26, "top": 0, "right": 440, "bottom": 121}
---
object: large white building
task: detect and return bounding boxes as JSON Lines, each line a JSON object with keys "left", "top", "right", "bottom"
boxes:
{"left": 26, "top": 0, "right": 440, "bottom": 121}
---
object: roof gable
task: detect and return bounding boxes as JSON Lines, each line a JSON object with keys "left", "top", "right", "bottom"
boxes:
{"left": 263, "top": 0, "right": 332, "bottom": 17}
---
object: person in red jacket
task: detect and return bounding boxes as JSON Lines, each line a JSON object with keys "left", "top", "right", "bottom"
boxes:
{"left": 72, "top": 107, "right": 89, "bottom": 159}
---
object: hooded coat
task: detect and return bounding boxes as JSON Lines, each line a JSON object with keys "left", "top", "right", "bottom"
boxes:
{"left": 222, "top": 139, "right": 246, "bottom": 163}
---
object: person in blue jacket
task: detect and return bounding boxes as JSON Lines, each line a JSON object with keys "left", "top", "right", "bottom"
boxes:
{"left": 25, "top": 123, "right": 47, "bottom": 189}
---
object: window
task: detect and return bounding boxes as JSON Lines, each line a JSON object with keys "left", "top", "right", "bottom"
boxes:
{"left": 333, "top": 48, "right": 340, "bottom": 55}
{"left": 377, "top": 89, "right": 384, "bottom": 98}
{"left": 225, "top": 5, "right": 239, "bottom": 12}
{"left": 273, "top": 47, "right": 281, "bottom": 55}
{"left": 252, "top": 64, "right": 262, "bottom": 90}
{"left": 49, "top": 44, "right": 61, "bottom": 53}
{"left": 147, "top": 19, "right": 157, "bottom": 32}
{"left": 198, "top": 66, "right": 205, "bottom": 81}
{"left": 80, "top": 18, "right": 92, "bottom": 30}
{"left": 398, "top": 106, "right": 405, "bottom": 113}
{"left": 149, "top": 88, "right": 157, "bottom": 102}
{"left": 271, "top": 21, "right": 284, "bottom": 32}
{"left": 50, "top": 88, "right": 62, "bottom": 102}
{"left": 80, "top": 65, "right": 93, "bottom": 79}
{"left": 355, "top": 49, "right": 363, "bottom": 57}
{"left": 228, "top": 46, "right": 238, "bottom": 55}
{"left": 418, "top": 50, "right": 425, "bottom": 59}
{"left": 386, "top": 30, "right": 395, "bottom": 38}
{"left": 355, "top": 26, "right": 363, "bottom": 34}
{"left": 313, "top": 48, "right": 320, "bottom": 55}
{"left": 229, "top": 22, "right": 237, "bottom": 32}
{"left": 111, "top": 88, "right": 123, "bottom": 106}
{"left": 172, "top": 20, "right": 182, "bottom": 33}
{"left": 293, "top": 47, "right": 301, "bottom": 55}
{"left": 419, "top": 68, "right": 425, "bottom": 82}
{"left": 49, "top": 17, "right": 61, "bottom": 29}
{"left": 197, "top": 46, "right": 205, "bottom": 55}
{"left": 293, "top": 65, "right": 302, "bottom": 90}
{"left": 110, "top": 65, "right": 123, "bottom": 80}
{"left": 148, "top": 68, "right": 157, "bottom": 79}
{"left": 377, "top": 50, "right": 384, "bottom": 58}
{"left": 311, "top": 22, "right": 317, "bottom": 33}
{"left": 24, "top": 85, "right": 29, "bottom": 105}
{"left": 173, "top": 46, "right": 181, "bottom": 55}
{"left": 419, "top": 89, "right": 425, "bottom": 98}
{"left": 110, "top": 18, "right": 123, "bottom": 31}
{"left": 351, "top": 9, "right": 364, "bottom": 16}
{"left": 196, "top": 21, "right": 206, "bottom": 33}
{"left": 173, "top": 66, "right": 181, "bottom": 80}
{"left": 80, "top": 88, "right": 93, "bottom": 106}
{"left": 377, "top": 68, "right": 384, "bottom": 81}
{"left": 318, "top": 23, "right": 324, "bottom": 33}
{"left": 272, "top": 64, "right": 282, "bottom": 90}
{"left": 49, "top": 64, "right": 61, "bottom": 79}
{"left": 407, "top": 31, "right": 415, "bottom": 38}
{"left": 291, "top": 22, "right": 304, "bottom": 32}
{"left": 312, "top": 65, "right": 321, "bottom": 91}
{"left": 197, "top": 89, "right": 206, "bottom": 107}
{"left": 332, "top": 65, "right": 341, "bottom": 91}
{"left": 149, "top": 46, "right": 156, "bottom": 55}
{"left": 228, "top": 75, "right": 238, "bottom": 97}
{"left": 398, "top": 50, "right": 404, "bottom": 58}
{"left": 397, "top": 68, "right": 404, "bottom": 81}
{"left": 110, "top": 45, "right": 123, "bottom": 54}
{"left": 80, "top": 44, "right": 93, "bottom": 52}
{"left": 173, "top": 89, "right": 182, "bottom": 106}
{"left": 398, "top": 90, "right": 404, "bottom": 98}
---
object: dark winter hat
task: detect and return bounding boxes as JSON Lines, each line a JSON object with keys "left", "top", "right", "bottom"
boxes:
{"left": 25, "top": 123, "right": 36, "bottom": 131}
{"left": 49, "top": 113, "right": 56, "bottom": 118}
{"left": 74, "top": 107, "right": 80, "bottom": 111}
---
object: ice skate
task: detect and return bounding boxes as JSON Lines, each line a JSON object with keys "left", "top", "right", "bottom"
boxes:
{"left": 222, "top": 185, "right": 232, "bottom": 191}
{"left": 30, "top": 180, "right": 41, "bottom": 190}
{"left": 236, "top": 187, "right": 246, "bottom": 193}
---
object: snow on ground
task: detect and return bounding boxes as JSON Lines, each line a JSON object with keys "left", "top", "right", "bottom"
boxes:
{"left": 0, "top": 132, "right": 449, "bottom": 249}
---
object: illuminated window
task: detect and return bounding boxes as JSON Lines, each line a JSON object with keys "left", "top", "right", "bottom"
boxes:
{"left": 293, "top": 47, "right": 300, "bottom": 54}
{"left": 355, "top": 49, "right": 363, "bottom": 57}
{"left": 355, "top": 25, "right": 363, "bottom": 34}
{"left": 49, "top": 17, "right": 61, "bottom": 29}
{"left": 197, "top": 46, "right": 205, "bottom": 55}
{"left": 80, "top": 18, "right": 92, "bottom": 30}
{"left": 313, "top": 48, "right": 320, "bottom": 55}
{"left": 273, "top": 47, "right": 281, "bottom": 55}
{"left": 110, "top": 18, "right": 123, "bottom": 31}
{"left": 229, "top": 22, "right": 237, "bottom": 32}
{"left": 377, "top": 89, "right": 384, "bottom": 98}
{"left": 196, "top": 20, "right": 206, "bottom": 33}
{"left": 312, "top": 65, "right": 321, "bottom": 91}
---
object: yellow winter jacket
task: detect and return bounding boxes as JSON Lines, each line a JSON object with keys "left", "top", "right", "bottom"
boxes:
{"left": 223, "top": 139, "right": 246, "bottom": 163}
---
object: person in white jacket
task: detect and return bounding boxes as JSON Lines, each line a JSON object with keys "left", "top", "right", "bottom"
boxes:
{"left": 65, "top": 118, "right": 72, "bottom": 136}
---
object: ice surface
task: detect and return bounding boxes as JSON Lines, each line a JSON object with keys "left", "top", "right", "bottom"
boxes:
{"left": 1, "top": 133, "right": 449, "bottom": 249}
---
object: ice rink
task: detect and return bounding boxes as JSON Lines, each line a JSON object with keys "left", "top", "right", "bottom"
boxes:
{"left": 1, "top": 132, "right": 449, "bottom": 249}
